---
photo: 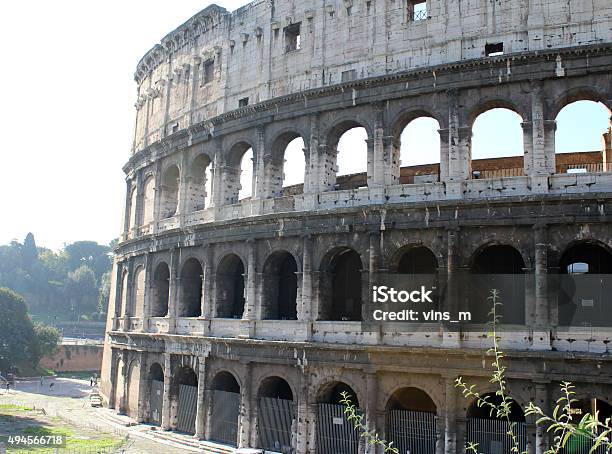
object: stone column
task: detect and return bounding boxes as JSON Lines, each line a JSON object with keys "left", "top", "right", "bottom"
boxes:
{"left": 304, "top": 114, "right": 321, "bottom": 196}
{"left": 240, "top": 240, "right": 257, "bottom": 338}
{"left": 238, "top": 363, "right": 253, "bottom": 448}
{"left": 112, "top": 261, "right": 124, "bottom": 331}
{"left": 137, "top": 352, "right": 148, "bottom": 423}
{"left": 121, "top": 260, "right": 134, "bottom": 332}
{"left": 201, "top": 245, "right": 214, "bottom": 320}
{"left": 532, "top": 225, "right": 550, "bottom": 350}
{"left": 177, "top": 150, "right": 189, "bottom": 219}
{"left": 142, "top": 253, "right": 152, "bottom": 332}
{"left": 534, "top": 382, "right": 550, "bottom": 454}
{"left": 295, "top": 370, "right": 310, "bottom": 453}
{"left": 529, "top": 82, "right": 555, "bottom": 192}
{"left": 300, "top": 235, "right": 314, "bottom": 340}
{"left": 364, "top": 372, "right": 379, "bottom": 454}
{"left": 195, "top": 357, "right": 207, "bottom": 439}
{"left": 445, "top": 90, "right": 471, "bottom": 195}
{"left": 210, "top": 141, "right": 225, "bottom": 208}
{"left": 253, "top": 126, "right": 266, "bottom": 201}
{"left": 152, "top": 161, "right": 163, "bottom": 234}
{"left": 118, "top": 350, "right": 128, "bottom": 415}
{"left": 122, "top": 178, "right": 134, "bottom": 239}
{"left": 133, "top": 170, "right": 144, "bottom": 233}
{"left": 167, "top": 249, "right": 180, "bottom": 333}
{"left": 108, "top": 348, "right": 119, "bottom": 409}
{"left": 444, "top": 376, "right": 457, "bottom": 454}
{"left": 383, "top": 136, "right": 401, "bottom": 186}
{"left": 161, "top": 353, "right": 172, "bottom": 430}
{"left": 443, "top": 228, "right": 461, "bottom": 347}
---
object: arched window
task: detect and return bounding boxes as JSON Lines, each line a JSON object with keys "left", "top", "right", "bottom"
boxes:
{"left": 239, "top": 148, "right": 254, "bottom": 201}
{"left": 133, "top": 266, "right": 145, "bottom": 318}
{"left": 179, "top": 258, "right": 203, "bottom": 317}
{"left": 472, "top": 108, "right": 524, "bottom": 178}
{"left": 142, "top": 176, "right": 155, "bottom": 225}
{"left": 187, "top": 154, "right": 212, "bottom": 212}
{"left": 171, "top": 366, "right": 198, "bottom": 434}
{"left": 315, "top": 382, "right": 361, "bottom": 453}
{"left": 470, "top": 245, "right": 525, "bottom": 324}
{"left": 160, "top": 165, "right": 180, "bottom": 218}
{"left": 558, "top": 242, "right": 612, "bottom": 327}
{"left": 261, "top": 251, "right": 298, "bottom": 320}
{"left": 399, "top": 117, "right": 441, "bottom": 183}
{"left": 215, "top": 254, "right": 246, "bottom": 319}
{"left": 555, "top": 100, "right": 611, "bottom": 173}
{"left": 128, "top": 186, "right": 137, "bottom": 230}
{"left": 210, "top": 371, "right": 241, "bottom": 447}
{"left": 319, "top": 248, "right": 362, "bottom": 321}
{"left": 152, "top": 262, "right": 170, "bottom": 317}
{"left": 283, "top": 137, "right": 306, "bottom": 189}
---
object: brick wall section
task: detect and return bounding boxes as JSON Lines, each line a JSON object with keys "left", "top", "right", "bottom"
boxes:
{"left": 40, "top": 344, "right": 103, "bottom": 372}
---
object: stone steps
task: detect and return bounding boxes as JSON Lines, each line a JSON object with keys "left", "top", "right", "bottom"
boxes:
{"left": 97, "top": 409, "right": 137, "bottom": 427}
{"left": 149, "top": 430, "right": 236, "bottom": 454}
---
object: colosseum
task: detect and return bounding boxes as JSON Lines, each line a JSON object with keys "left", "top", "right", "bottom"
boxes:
{"left": 101, "top": 0, "right": 612, "bottom": 452}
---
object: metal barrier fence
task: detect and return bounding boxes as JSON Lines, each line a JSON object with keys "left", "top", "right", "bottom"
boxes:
{"left": 466, "top": 418, "right": 528, "bottom": 454}
{"left": 559, "top": 434, "right": 610, "bottom": 454}
{"left": 209, "top": 389, "right": 240, "bottom": 447}
{"left": 316, "top": 403, "right": 361, "bottom": 454}
{"left": 257, "top": 397, "right": 295, "bottom": 453}
{"left": 387, "top": 410, "right": 437, "bottom": 454}
{"left": 176, "top": 384, "right": 197, "bottom": 434}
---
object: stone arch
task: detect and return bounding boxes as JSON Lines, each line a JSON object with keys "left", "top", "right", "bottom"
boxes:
{"left": 469, "top": 244, "right": 526, "bottom": 324}
{"left": 268, "top": 130, "right": 308, "bottom": 196}
{"left": 151, "top": 262, "right": 170, "bottom": 317}
{"left": 316, "top": 380, "right": 361, "bottom": 408}
{"left": 258, "top": 376, "right": 294, "bottom": 400}
{"left": 466, "top": 392, "right": 525, "bottom": 422}
{"left": 389, "top": 245, "right": 439, "bottom": 274}
{"left": 186, "top": 153, "right": 213, "bottom": 212}
{"left": 470, "top": 102, "right": 525, "bottom": 164}
{"left": 224, "top": 140, "right": 255, "bottom": 204}
{"left": 126, "top": 358, "right": 141, "bottom": 419}
{"left": 142, "top": 175, "right": 155, "bottom": 225}
{"left": 119, "top": 270, "right": 129, "bottom": 320}
{"left": 179, "top": 258, "right": 203, "bottom": 317}
{"left": 551, "top": 87, "right": 611, "bottom": 119}
{"left": 318, "top": 247, "right": 364, "bottom": 322}
{"left": 160, "top": 164, "right": 180, "bottom": 219}
{"left": 261, "top": 250, "right": 299, "bottom": 320}
{"left": 133, "top": 265, "right": 145, "bottom": 318}
{"left": 211, "top": 370, "right": 241, "bottom": 393}
{"left": 558, "top": 240, "right": 612, "bottom": 327}
{"left": 385, "top": 386, "right": 437, "bottom": 413}
{"left": 215, "top": 253, "right": 246, "bottom": 318}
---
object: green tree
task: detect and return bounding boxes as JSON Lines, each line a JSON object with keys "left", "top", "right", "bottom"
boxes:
{"left": 0, "top": 288, "right": 39, "bottom": 373}
{"left": 34, "top": 323, "right": 61, "bottom": 358}
{"left": 64, "top": 241, "right": 111, "bottom": 281}
{"left": 65, "top": 265, "right": 98, "bottom": 319}
{"left": 21, "top": 232, "right": 38, "bottom": 271}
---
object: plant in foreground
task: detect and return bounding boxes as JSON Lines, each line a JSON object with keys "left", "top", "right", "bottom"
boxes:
{"left": 341, "top": 289, "right": 612, "bottom": 453}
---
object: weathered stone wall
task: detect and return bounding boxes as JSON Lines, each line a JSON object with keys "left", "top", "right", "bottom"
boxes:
{"left": 40, "top": 343, "right": 103, "bottom": 372}
{"left": 132, "top": 0, "right": 612, "bottom": 153}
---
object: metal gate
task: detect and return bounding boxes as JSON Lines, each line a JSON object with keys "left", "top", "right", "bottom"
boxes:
{"left": 387, "top": 410, "right": 437, "bottom": 454}
{"left": 210, "top": 389, "right": 241, "bottom": 447}
{"left": 560, "top": 434, "right": 609, "bottom": 454}
{"left": 467, "top": 418, "right": 527, "bottom": 454}
{"left": 176, "top": 384, "right": 198, "bottom": 434}
{"left": 258, "top": 397, "right": 295, "bottom": 453}
{"left": 316, "top": 403, "right": 361, "bottom": 454}
{"left": 149, "top": 380, "right": 164, "bottom": 426}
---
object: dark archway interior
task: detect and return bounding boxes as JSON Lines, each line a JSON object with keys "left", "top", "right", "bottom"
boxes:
{"left": 386, "top": 387, "right": 437, "bottom": 414}
{"left": 180, "top": 259, "right": 203, "bottom": 317}
{"left": 573, "top": 398, "right": 612, "bottom": 422}
{"left": 152, "top": 263, "right": 170, "bottom": 317}
{"left": 470, "top": 245, "right": 525, "bottom": 324}
{"left": 472, "top": 245, "right": 525, "bottom": 274}
{"left": 467, "top": 393, "right": 525, "bottom": 422}
{"left": 397, "top": 246, "right": 438, "bottom": 274}
{"left": 319, "top": 382, "right": 359, "bottom": 408}
{"left": 174, "top": 366, "right": 198, "bottom": 386}
{"left": 328, "top": 249, "right": 362, "bottom": 321}
{"left": 211, "top": 371, "right": 240, "bottom": 393}
{"left": 216, "top": 255, "right": 246, "bottom": 319}
{"left": 262, "top": 252, "right": 298, "bottom": 320}
{"left": 259, "top": 377, "right": 293, "bottom": 400}
{"left": 149, "top": 363, "right": 164, "bottom": 382}
{"left": 560, "top": 243, "right": 612, "bottom": 274}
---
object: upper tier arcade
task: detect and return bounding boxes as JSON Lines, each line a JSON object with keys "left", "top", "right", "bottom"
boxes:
{"left": 131, "top": 0, "right": 612, "bottom": 153}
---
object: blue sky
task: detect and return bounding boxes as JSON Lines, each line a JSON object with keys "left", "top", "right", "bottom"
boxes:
{"left": 0, "top": 1, "right": 609, "bottom": 250}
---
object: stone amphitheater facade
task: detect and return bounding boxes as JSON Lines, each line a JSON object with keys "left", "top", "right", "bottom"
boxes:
{"left": 101, "top": 0, "right": 612, "bottom": 452}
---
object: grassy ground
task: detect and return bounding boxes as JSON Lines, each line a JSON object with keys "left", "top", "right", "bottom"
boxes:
{"left": 0, "top": 404, "right": 124, "bottom": 453}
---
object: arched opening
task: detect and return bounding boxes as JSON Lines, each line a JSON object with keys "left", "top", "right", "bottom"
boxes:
{"left": 466, "top": 393, "right": 527, "bottom": 453}
{"left": 179, "top": 258, "right": 203, "bottom": 317}
{"left": 560, "top": 398, "right": 612, "bottom": 454}
{"left": 337, "top": 127, "right": 368, "bottom": 178}
{"left": 257, "top": 377, "right": 296, "bottom": 453}
{"left": 224, "top": 142, "right": 254, "bottom": 204}
{"left": 128, "top": 186, "right": 137, "bottom": 230}
{"left": 133, "top": 266, "right": 145, "bottom": 319}
{"left": 151, "top": 263, "right": 170, "bottom": 317}
{"left": 386, "top": 387, "right": 437, "bottom": 454}
{"left": 210, "top": 372, "right": 241, "bottom": 447}
{"left": 126, "top": 360, "right": 141, "bottom": 418}
{"left": 555, "top": 100, "right": 611, "bottom": 173}
{"left": 558, "top": 242, "right": 612, "bottom": 327}
{"left": 261, "top": 251, "right": 298, "bottom": 320}
{"left": 147, "top": 361, "right": 165, "bottom": 425}
{"left": 215, "top": 254, "right": 246, "bottom": 319}
{"left": 142, "top": 176, "right": 155, "bottom": 225}
{"left": 187, "top": 154, "right": 212, "bottom": 212}
{"left": 394, "top": 246, "right": 438, "bottom": 274}
{"left": 269, "top": 132, "right": 307, "bottom": 198}
{"left": 119, "top": 272, "right": 128, "bottom": 320}
{"left": 399, "top": 116, "right": 441, "bottom": 184}
{"left": 171, "top": 366, "right": 198, "bottom": 434}
{"left": 470, "top": 245, "right": 525, "bottom": 324}
{"left": 316, "top": 382, "right": 360, "bottom": 454}
{"left": 472, "top": 108, "right": 524, "bottom": 178}
{"left": 160, "top": 165, "right": 180, "bottom": 219}
{"left": 326, "top": 121, "right": 369, "bottom": 190}
{"left": 319, "top": 248, "right": 363, "bottom": 321}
